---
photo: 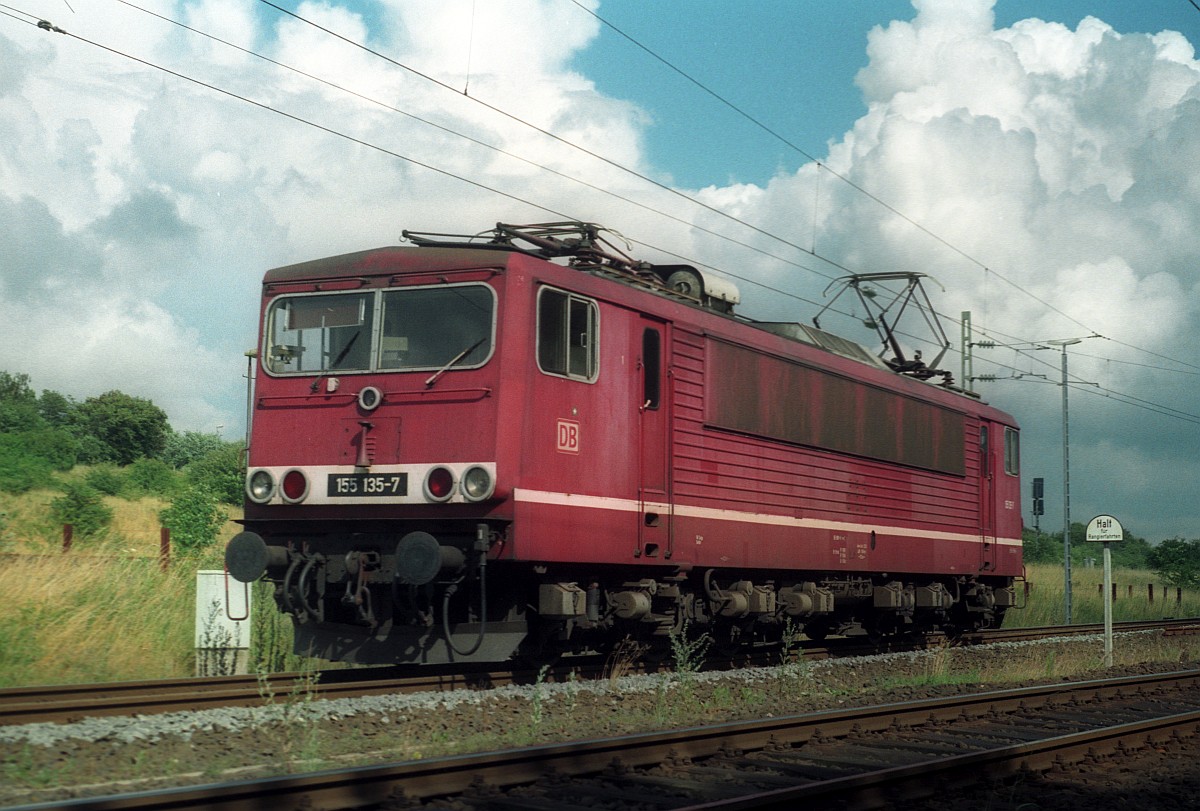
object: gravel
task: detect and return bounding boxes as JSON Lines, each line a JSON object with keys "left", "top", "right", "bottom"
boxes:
{"left": 1, "top": 629, "right": 1197, "bottom": 808}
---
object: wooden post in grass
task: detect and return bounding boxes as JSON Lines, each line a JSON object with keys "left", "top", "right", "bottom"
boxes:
{"left": 62, "top": 524, "right": 73, "bottom": 553}
{"left": 160, "top": 528, "right": 170, "bottom": 572}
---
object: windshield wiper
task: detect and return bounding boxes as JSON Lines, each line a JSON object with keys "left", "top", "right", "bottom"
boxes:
{"left": 425, "top": 338, "right": 486, "bottom": 388}
{"left": 310, "top": 330, "right": 361, "bottom": 393}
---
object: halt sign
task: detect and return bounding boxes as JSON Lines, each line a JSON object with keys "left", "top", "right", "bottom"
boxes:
{"left": 1085, "top": 514, "right": 1124, "bottom": 543}
{"left": 1086, "top": 513, "right": 1124, "bottom": 668}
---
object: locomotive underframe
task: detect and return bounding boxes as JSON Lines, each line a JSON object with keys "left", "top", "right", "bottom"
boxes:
{"left": 238, "top": 518, "right": 1017, "bottom": 665}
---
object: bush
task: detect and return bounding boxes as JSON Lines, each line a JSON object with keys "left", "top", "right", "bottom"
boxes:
{"left": 49, "top": 481, "right": 113, "bottom": 539}
{"left": 125, "top": 458, "right": 180, "bottom": 497}
{"left": 159, "top": 486, "right": 226, "bottom": 551}
{"left": 20, "top": 427, "right": 78, "bottom": 471}
{"left": 0, "top": 438, "right": 53, "bottom": 494}
{"left": 187, "top": 443, "right": 245, "bottom": 505}
{"left": 1148, "top": 538, "right": 1200, "bottom": 589}
{"left": 84, "top": 464, "right": 126, "bottom": 497}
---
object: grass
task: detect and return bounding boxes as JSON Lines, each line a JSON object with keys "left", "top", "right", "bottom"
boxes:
{"left": 1007, "top": 562, "right": 1200, "bottom": 627}
{"left": 0, "top": 550, "right": 207, "bottom": 685}
{"left": 0, "top": 483, "right": 259, "bottom": 687}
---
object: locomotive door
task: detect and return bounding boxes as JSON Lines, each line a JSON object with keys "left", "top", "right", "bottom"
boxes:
{"left": 636, "top": 319, "right": 672, "bottom": 559}
{"left": 978, "top": 424, "right": 997, "bottom": 571}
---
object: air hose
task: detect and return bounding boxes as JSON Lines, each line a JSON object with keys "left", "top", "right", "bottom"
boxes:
{"left": 443, "top": 524, "right": 490, "bottom": 657}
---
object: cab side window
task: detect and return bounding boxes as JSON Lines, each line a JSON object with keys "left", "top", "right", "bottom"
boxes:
{"left": 537, "top": 288, "right": 598, "bottom": 381}
{"left": 1004, "top": 427, "right": 1020, "bottom": 476}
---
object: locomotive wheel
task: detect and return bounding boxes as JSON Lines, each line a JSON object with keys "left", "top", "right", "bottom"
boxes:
{"left": 803, "top": 622, "right": 830, "bottom": 642}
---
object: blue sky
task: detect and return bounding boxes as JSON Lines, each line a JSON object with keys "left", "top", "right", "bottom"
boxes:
{"left": 2, "top": 0, "right": 1200, "bottom": 543}
{"left": 575, "top": 1, "right": 1200, "bottom": 187}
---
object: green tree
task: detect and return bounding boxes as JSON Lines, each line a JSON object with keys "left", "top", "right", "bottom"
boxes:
{"left": 1021, "top": 526, "right": 1060, "bottom": 564}
{"left": 37, "top": 389, "right": 76, "bottom": 428}
{"left": 75, "top": 433, "right": 112, "bottom": 465}
{"left": 0, "top": 371, "right": 35, "bottom": 404}
{"left": 1148, "top": 538, "right": 1200, "bottom": 589}
{"left": 84, "top": 464, "right": 126, "bottom": 496}
{"left": 1111, "top": 534, "right": 1152, "bottom": 570}
{"left": 0, "top": 371, "right": 41, "bottom": 434}
{"left": 76, "top": 391, "right": 170, "bottom": 465}
{"left": 162, "top": 430, "right": 227, "bottom": 469}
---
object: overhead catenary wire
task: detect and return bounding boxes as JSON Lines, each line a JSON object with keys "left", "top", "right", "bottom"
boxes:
{"left": 568, "top": 0, "right": 1102, "bottom": 340}
{"left": 256, "top": 0, "right": 1200, "bottom": 404}
{"left": 8, "top": 5, "right": 1199, "bottom": 430}
{"left": 104, "top": 0, "right": 846, "bottom": 291}
{"left": 251, "top": 0, "right": 856, "bottom": 281}
{"left": 242, "top": 0, "right": 1078, "bottom": 365}
{"left": 12, "top": 8, "right": 847, "bottom": 323}
{"left": 62, "top": 0, "right": 1192, "bottom": 390}
{"left": 0, "top": 3, "right": 39, "bottom": 24}
{"left": 22, "top": 16, "right": 578, "bottom": 223}
{"left": 566, "top": 0, "right": 1200, "bottom": 381}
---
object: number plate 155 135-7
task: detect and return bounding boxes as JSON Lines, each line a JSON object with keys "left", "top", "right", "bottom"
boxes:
{"left": 327, "top": 473, "right": 408, "bottom": 497}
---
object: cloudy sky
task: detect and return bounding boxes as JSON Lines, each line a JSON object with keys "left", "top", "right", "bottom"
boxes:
{"left": 2, "top": 0, "right": 1199, "bottom": 542}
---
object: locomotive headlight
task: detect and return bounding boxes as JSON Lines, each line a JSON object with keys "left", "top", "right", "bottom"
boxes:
{"left": 460, "top": 465, "right": 494, "bottom": 501}
{"left": 424, "top": 466, "right": 455, "bottom": 502}
{"left": 247, "top": 469, "right": 276, "bottom": 503}
{"left": 280, "top": 469, "right": 309, "bottom": 503}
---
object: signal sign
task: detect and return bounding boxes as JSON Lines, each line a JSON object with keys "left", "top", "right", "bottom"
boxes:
{"left": 1085, "top": 514, "right": 1124, "bottom": 543}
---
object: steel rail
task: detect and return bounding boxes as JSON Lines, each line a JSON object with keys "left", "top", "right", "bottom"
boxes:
{"left": 0, "top": 665, "right": 511, "bottom": 726}
{"left": 8, "top": 669, "right": 1200, "bottom": 811}
{"left": 674, "top": 704, "right": 1200, "bottom": 808}
{"left": 3, "top": 618, "right": 1197, "bottom": 726}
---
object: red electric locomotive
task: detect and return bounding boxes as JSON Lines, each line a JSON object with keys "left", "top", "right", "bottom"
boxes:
{"left": 226, "top": 222, "right": 1022, "bottom": 665}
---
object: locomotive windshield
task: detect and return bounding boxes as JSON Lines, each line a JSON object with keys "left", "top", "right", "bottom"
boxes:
{"left": 265, "top": 283, "right": 495, "bottom": 375}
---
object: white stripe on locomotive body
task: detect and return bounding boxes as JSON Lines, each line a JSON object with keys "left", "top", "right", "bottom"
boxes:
{"left": 512, "top": 488, "right": 1022, "bottom": 548}
{"left": 248, "top": 463, "right": 495, "bottom": 506}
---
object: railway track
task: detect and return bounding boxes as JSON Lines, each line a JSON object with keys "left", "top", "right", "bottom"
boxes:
{"left": 3, "top": 618, "right": 1197, "bottom": 726}
{"left": 8, "top": 668, "right": 1200, "bottom": 810}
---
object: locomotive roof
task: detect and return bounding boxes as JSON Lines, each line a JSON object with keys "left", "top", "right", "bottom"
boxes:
{"left": 264, "top": 246, "right": 518, "bottom": 284}
{"left": 262, "top": 242, "right": 1003, "bottom": 414}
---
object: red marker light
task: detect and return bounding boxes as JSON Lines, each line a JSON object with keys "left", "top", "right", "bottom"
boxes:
{"left": 425, "top": 467, "right": 454, "bottom": 501}
{"left": 281, "top": 470, "right": 308, "bottom": 502}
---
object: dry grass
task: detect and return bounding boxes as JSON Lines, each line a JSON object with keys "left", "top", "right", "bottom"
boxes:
{"left": 0, "top": 489, "right": 60, "bottom": 549}
{"left": 0, "top": 485, "right": 242, "bottom": 687}
{"left": 0, "top": 553, "right": 201, "bottom": 685}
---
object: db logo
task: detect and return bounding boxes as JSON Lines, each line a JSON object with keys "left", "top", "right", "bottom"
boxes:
{"left": 556, "top": 419, "right": 580, "bottom": 454}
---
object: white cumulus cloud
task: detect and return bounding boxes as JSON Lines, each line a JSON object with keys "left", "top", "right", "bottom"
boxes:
{"left": 1, "top": 0, "right": 1198, "bottom": 539}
